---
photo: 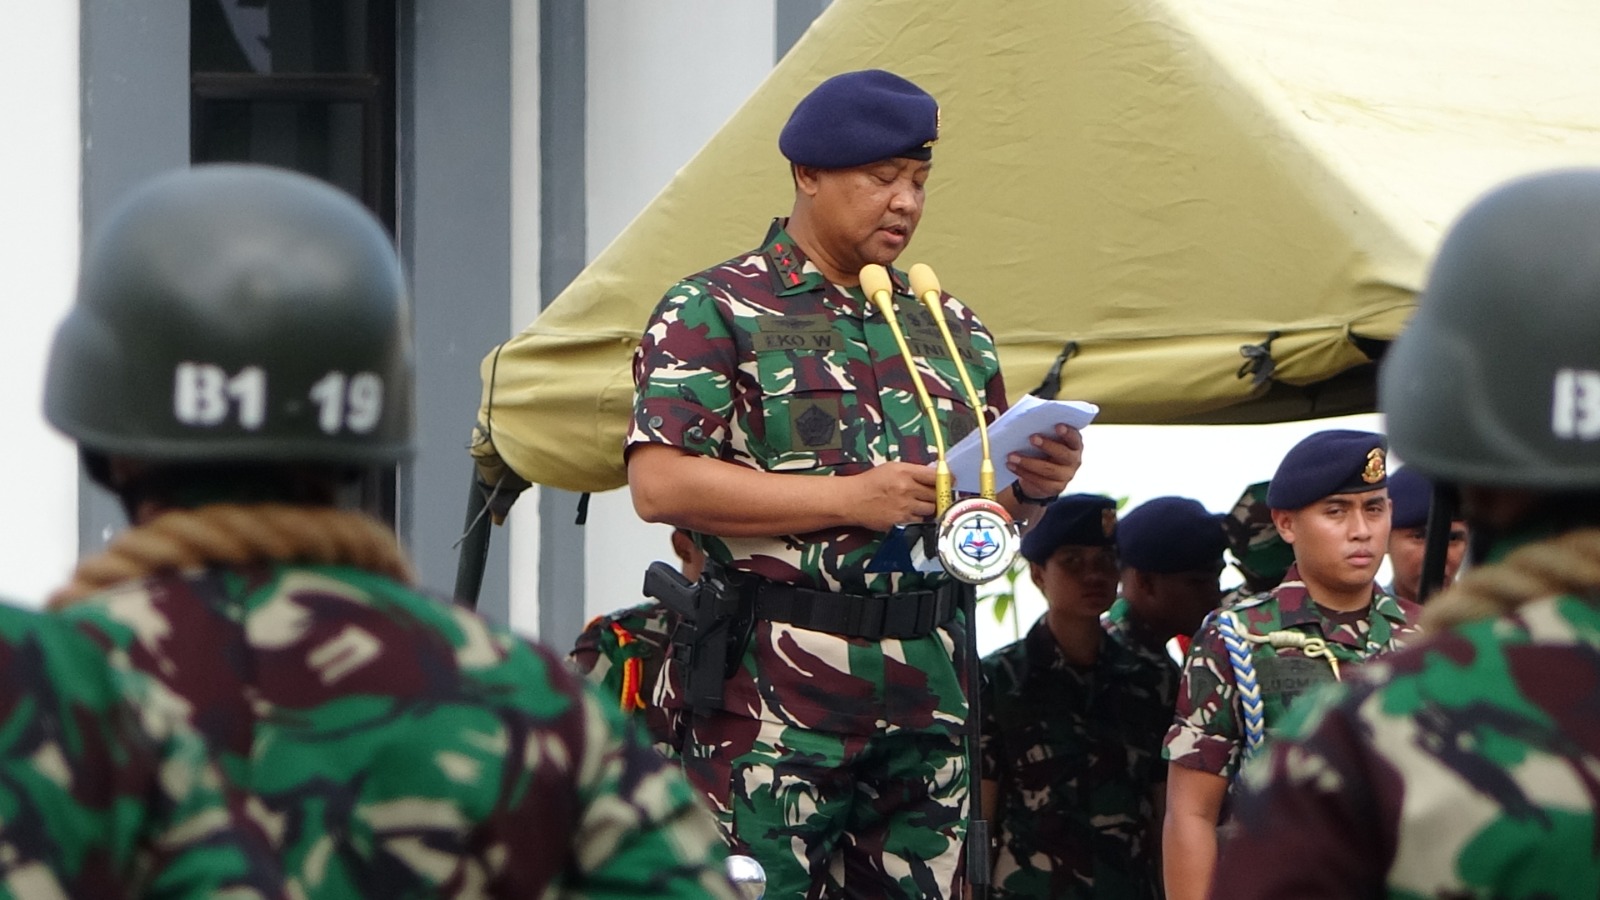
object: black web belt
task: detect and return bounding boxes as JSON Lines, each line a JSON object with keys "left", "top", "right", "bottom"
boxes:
{"left": 750, "top": 579, "right": 960, "bottom": 640}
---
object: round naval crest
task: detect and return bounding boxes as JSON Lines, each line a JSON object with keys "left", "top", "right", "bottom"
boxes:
{"left": 937, "top": 497, "right": 1020, "bottom": 584}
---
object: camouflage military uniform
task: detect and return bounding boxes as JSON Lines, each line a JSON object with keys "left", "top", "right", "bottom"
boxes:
{"left": 1102, "top": 596, "right": 1180, "bottom": 710}
{"left": 980, "top": 616, "right": 1171, "bottom": 899}
{"left": 569, "top": 601, "right": 682, "bottom": 754}
{"left": 1216, "top": 531, "right": 1600, "bottom": 899}
{"left": 630, "top": 220, "right": 1006, "bottom": 898}
{"left": 0, "top": 602, "right": 278, "bottom": 898}
{"left": 1163, "top": 564, "right": 1421, "bottom": 781}
{"left": 59, "top": 564, "right": 735, "bottom": 900}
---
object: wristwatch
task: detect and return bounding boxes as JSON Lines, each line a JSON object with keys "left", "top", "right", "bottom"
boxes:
{"left": 1011, "top": 481, "right": 1059, "bottom": 505}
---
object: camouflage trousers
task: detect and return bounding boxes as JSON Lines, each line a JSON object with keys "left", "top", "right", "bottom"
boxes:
{"left": 681, "top": 709, "right": 969, "bottom": 899}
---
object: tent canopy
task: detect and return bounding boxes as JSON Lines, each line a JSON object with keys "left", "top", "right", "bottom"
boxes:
{"left": 473, "top": 0, "right": 1600, "bottom": 494}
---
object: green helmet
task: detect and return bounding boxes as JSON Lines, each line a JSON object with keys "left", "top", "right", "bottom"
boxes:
{"left": 1380, "top": 169, "right": 1600, "bottom": 489}
{"left": 1222, "top": 480, "right": 1293, "bottom": 593}
{"left": 45, "top": 164, "right": 414, "bottom": 467}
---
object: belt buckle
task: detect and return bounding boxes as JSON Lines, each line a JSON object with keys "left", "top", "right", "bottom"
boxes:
{"left": 881, "top": 590, "right": 923, "bottom": 639}
{"left": 851, "top": 593, "right": 889, "bottom": 638}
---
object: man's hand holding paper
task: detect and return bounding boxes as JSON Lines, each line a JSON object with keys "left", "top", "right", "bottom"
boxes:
{"left": 944, "top": 395, "right": 1096, "bottom": 496}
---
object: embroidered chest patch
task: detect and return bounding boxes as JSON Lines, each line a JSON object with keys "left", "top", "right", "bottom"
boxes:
{"left": 791, "top": 398, "right": 842, "bottom": 449}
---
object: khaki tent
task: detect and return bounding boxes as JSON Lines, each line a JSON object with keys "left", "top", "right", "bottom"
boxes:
{"left": 472, "top": 0, "right": 1600, "bottom": 495}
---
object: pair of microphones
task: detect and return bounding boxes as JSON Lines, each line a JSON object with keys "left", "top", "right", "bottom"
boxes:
{"left": 859, "top": 263, "right": 1018, "bottom": 584}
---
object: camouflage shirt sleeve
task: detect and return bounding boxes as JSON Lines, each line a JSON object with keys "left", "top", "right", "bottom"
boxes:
{"left": 628, "top": 280, "right": 738, "bottom": 460}
{"left": 1162, "top": 614, "right": 1244, "bottom": 777}
{"left": 1211, "top": 680, "right": 1392, "bottom": 899}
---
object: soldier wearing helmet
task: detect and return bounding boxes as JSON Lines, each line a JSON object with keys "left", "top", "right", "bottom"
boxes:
{"left": 44, "top": 164, "right": 736, "bottom": 899}
{"left": 1217, "top": 169, "right": 1600, "bottom": 897}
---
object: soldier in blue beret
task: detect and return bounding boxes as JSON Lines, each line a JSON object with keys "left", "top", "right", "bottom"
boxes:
{"left": 1384, "top": 466, "right": 1468, "bottom": 605}
{"left": 1113, "top": 496, "right": 1227, "bottom": 664}
{"left": 1161, "top": 429, "right": 1424, "bottom": 900}
{"left": 979, "top": 495, "right": 1172, "bottom": 899}
{"left": 627, "top": 68, "right": 1086, "bottom": 898}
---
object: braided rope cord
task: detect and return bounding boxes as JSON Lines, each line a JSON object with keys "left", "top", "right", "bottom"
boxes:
{"left": 1244, "top": 630, "right": 1342, "bottom": 682}
{"left": 1425, "top": 528, "right": 1600, "bottom": 631}
{"left": 50, "top": 503, "right": 417, "bottom": 609}
{"left": 1216, "top": 610, "right": 1267, "bottom": 759}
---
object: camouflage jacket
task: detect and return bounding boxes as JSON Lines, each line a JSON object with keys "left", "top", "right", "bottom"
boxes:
{"left": 0, "top": 602, "right": 278, "bottom": 898}
{"left": 1216, "top": 533, "right": 1600, "bottom": 899}
{"left": 1101, "top": 597, "right": 1180, "bottom": 710}
{"left": 1163, "top": 564, "right": 1421, "bottom": 779}
{"left": 568, "top": 601, "right": 681, "bottom": 754}
{"left": 980, "top": 617, "right": 1172, "bottom": 900}
{"left": 59, "top": 564, "right": 736, "bottom": 900}
{"left": 630, "top": 220, "right": 1005, "bottom": 734}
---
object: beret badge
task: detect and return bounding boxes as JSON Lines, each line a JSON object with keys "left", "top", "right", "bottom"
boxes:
{"left": 1362, "top": 447, "right": 1386, "bottom": 484}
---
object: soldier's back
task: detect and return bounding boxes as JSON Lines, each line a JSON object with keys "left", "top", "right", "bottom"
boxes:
{"left": 1221, "top": 590, "right": 1600, "bottom": 898}
{"left": 1372, "top": 595, "right": 1600, "bottom": 896}
{"left": 59, "top": 563, "right": 730, "bottom": 899}
{"left": 0, "top": 602, "right": 279, "bottom": 898}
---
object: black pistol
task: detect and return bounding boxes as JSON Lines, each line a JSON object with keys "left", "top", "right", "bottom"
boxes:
{"left": 643, "top": 561, "right": 734, "bottom": 710}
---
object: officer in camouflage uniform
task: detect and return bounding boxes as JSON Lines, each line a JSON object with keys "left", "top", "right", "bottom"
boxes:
{"left": 1161, "top": 430, "right": 1421, "bottom": 900}
{"left": 627, "top": 70, "right": 1084, "bottom": 899}
{"left": 41, "top": 164, "right": 736, "bottom": 900}
{"left": 0, "top": 602, "right": 279, "bottom": 898}
{"left": 568, "top": 528, "right": 703, "bottom": 754}
{"left": 1217, "top": 169, "right": 1600, "bottom": 898}
{"left": 980, "top": 496, "right": 1170, "bottom": 900}
{"left": 1106, "top": 495, "right": 1229, "bottom": 702}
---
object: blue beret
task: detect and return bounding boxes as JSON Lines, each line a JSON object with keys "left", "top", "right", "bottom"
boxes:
{"left": 1020, "top": 494, "right": 1118, "bottom": 564}
{"left": 1117, "top": 496, "right": 1227, "bottom": 573}
{"left": 1387, "top": 467, "right": 1433, "bottom": 530}
{"left": 1266, "top": 429, "right": 1389, "bottom": 510}
{"left": 779, "top": 69, "right": 939, "bottom": 169}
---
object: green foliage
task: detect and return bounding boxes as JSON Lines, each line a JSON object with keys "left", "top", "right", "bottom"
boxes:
{"left": 979, "top": 556, "right": 1029, "bottom": 639}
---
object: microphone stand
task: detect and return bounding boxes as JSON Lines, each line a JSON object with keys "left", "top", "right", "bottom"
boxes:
{"left": 910, "top": 263, "right": 995, "bottom": 898}
{"left": 1418, "top": 483, "right": 1458, "bottom": 604}
{"left": 960, "top": 577, "right": 989, "bottom": 899}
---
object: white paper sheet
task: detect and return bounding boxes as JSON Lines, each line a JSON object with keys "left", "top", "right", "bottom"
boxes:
{"left": 941, "top": 395, "right": 1098, "bottom": 493}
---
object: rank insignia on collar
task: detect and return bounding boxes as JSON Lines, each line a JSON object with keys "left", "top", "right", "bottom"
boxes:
{"left": 1363, "top": 447, "right": 1386, "bottom": 484}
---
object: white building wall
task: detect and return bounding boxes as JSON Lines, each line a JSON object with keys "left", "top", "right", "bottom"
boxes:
{"left": 580, "top": 2, "right": 776, "bottom": 621}
{"left": 507, "top": 1, "right": 544, "bottom": 636}
{"left": 0, "top": 5, "right": 82, "bottom": 606}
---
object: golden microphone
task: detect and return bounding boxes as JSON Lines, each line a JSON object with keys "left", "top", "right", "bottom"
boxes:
{"left": 908, "top": 263, "right": 997, "bottom": 501}
{"left": 860, "top": 263, "right": 954, "bottom": 518}
{"left": 904, "top": 263, "right": 1020, "bottom": 585}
